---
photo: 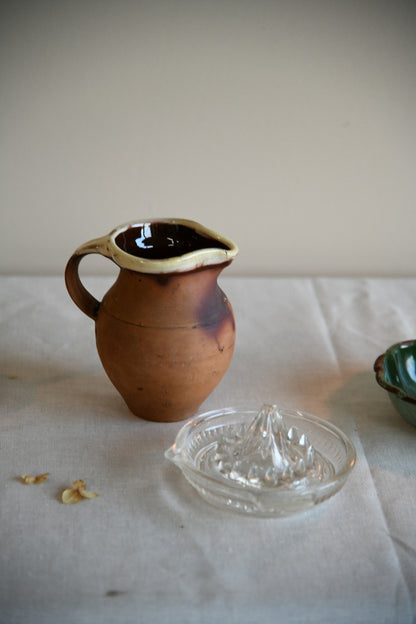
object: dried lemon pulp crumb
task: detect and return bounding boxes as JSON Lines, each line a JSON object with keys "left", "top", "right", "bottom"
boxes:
{"left": 21, "top": 473, "right": 50, "bottom": 484}
{"left": 61, "top": 479, "right": 98, "bottom": 504}
{"left": 61, "top": 488, "right": 83, "bottom": 504}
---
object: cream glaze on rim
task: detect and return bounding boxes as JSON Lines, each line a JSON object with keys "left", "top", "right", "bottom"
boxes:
{"left": 74, "top": 218, "right": 239, "bottom": 274}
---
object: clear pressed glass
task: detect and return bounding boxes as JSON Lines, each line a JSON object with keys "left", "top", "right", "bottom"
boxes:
{"left": 165, "top": 404, "right": 356, "bottom": 517}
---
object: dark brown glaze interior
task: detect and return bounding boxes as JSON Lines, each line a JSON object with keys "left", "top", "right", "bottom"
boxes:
{"left": 115, "top": 222, "right": 229, "bottom": 260}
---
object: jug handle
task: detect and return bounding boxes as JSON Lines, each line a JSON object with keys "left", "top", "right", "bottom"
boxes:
{"left": 65, "top": 236, "right": 111, "bottom": 320}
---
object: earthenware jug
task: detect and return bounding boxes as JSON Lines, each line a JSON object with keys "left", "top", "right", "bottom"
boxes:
{"left": 65, "top": 219, "right": 238, "bottom": 422}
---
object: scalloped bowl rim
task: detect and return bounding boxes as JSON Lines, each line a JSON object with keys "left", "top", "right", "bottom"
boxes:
{"left": 374, "top": 339, "right": 416, "bottom": 405}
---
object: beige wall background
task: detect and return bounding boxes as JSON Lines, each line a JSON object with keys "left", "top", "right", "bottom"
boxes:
{"left": 1, "top": 0, "right": 415, "bottom": 277}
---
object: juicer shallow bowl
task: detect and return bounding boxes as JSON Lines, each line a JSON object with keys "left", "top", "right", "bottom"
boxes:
{"left": 374, "top": 340, "right": 416, "bottom": 427}
{"left": 165, "top": 405, "right": 356, "bottom": 517}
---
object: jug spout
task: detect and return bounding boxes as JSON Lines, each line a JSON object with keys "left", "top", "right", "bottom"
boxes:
{"left": 109, "top": 218, "right": 238, "bottom": 274}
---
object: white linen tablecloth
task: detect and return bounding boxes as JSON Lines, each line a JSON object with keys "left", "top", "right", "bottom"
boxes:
{"left": 1, "top": 275, "right": 415, "bottom": 624}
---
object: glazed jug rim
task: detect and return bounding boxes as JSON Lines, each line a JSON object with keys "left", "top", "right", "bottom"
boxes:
{"left": 104, "top": 218, "right": 238, "bottom": 274}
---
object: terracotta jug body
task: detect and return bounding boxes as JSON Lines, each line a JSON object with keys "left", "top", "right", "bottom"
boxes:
{"left": 65, "top": 219, "right": 238, "bottom": 422}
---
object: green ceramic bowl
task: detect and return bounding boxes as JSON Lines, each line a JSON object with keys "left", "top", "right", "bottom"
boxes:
{"left": 374, "top": 340, "right": 416, "bottom": 427}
